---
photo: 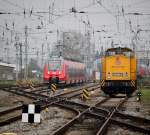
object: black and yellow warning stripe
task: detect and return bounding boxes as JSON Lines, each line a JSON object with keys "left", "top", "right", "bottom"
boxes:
{"left": 100, "top": 80, "right": 105, "bottom": 86}
{"left": 82, "top": 88, "right": 89, "bottom": 99}
{"left": 51, "top": 83, "right": 57, "bottom": 92}
{"left": 130, "top": 80, "right": 135, "bottom": 87}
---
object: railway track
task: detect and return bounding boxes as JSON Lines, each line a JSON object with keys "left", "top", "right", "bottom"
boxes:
{"left": 0, "top": 83, "right": 99, "bottom": 127}
{"left": 51, "top": 96, "right": 150, "bottom": 135}
{"left": 0, "top": 83, "right": 99, "bottom": 100}
{"left": 0, "top": 84, "right": 150, "bottom": 134}
{"left": 0, "top": 83, "right": 48, "bottom": 91}
{"left": 54, "top": 83, "right": 100, "bottom": 99}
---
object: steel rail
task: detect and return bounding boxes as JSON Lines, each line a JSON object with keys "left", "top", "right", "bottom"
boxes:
{"left": 115, "top": 111, "right": 150, "bottom": 124}
{"left": 96, "top": 96, "right": 128, "bottom": 135}
{"left": 53, "top": 83, "right": 100, "bottom": 98}
{"left": 0, "top": 83, "right": 99, "bottom": 100}
{"left": 1, "top": 88, "right": 49, "bottom": 100}
{"left": 51, "top": 97, "right": 150, "bottom": 135}
{"left": 51, "top": 108, "right": 91, "bottom": 135}
{"left": 87, "top": 112, "right": 150, "bottom": 134}
{"left": 0, "top": 99, "right": 59, "bottom": 126}
{"left": 51, "top": 98, "right": 110, "bottom": 135}
{"left": 0, "top": 83, "right": 48, "bottom": 90}
{"left": 1, "top": 84, "right": 149, "bottom": 135}
{"left": 0, "top": 105, "right": 22, "bottom": 116}
{"left": 0, "top": 83, "right": 99, "bottom": 126}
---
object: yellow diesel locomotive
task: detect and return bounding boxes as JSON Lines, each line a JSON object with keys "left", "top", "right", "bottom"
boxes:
{"left": 101, "top": 47, "right": 136, "bottom": 96}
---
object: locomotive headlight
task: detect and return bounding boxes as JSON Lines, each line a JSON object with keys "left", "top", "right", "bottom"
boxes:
{"left": 48, "top": 71, "right": 50, "bottom": 74}
{"left": 59, "top": 71, "right": 61, "bottom": 74}
{"left": 125, "top": 72, "right": 128, "bottom": 77}
{"left": 107, "top": 72, "right": 111, "bottom": 79}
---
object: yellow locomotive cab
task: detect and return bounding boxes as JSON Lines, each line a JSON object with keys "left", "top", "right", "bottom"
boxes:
{"left": 101, "top": 47, "right": 136, "bottom": 96}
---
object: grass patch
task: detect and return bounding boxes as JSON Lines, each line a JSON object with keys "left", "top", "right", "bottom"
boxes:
{"left": 141, "top": 88, "right": 150, "bottom": 103}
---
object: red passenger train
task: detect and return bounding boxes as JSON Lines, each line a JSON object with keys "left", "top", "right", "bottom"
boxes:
{"left": 43, "top": 56, "right": 87, "bottom": 84}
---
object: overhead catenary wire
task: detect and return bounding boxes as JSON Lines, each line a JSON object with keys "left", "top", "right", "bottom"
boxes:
{"left": 0, "top": 0, "right": 76, "bottom": 32}
{"left": 0, "top": 0, "right": 147, "bottom": 35}
{"left": 96, "top": 0, "right": 116, "bottom": 18}
{"left": 0, "top": 0, "right": 43, "bottom": 18}
{"left": 0, "top": 0, "right": 149, "bottom": 60}
{"left": 124, "top": 0, "right": 150, "bottom": 7}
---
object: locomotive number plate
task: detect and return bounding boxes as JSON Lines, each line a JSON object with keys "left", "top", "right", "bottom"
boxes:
{"left": 112, "top": 72, "right": 123, "bottom": 77}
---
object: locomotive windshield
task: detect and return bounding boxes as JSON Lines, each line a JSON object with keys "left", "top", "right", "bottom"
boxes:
{"left": 105, "top": 47, "right": 133, "bottom": 57}
{"left": 48, "top": 59, "right": 61, "bottom": 70}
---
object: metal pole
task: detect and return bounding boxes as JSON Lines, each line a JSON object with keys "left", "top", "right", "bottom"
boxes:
{"left": 19, "top": 43, "right": 23, "bottom": 80}
{"left": 36, "top": 49, "right": 39, "bottom": 64}
{"left": 146, "top": 51, "right": 149, "bottom": 77}
{"left": 6, "top": 48, "right": 9, "bottom": 63}
{"left": 14, "top": 33, "right": 20, "bottom": 80}
{"left": 41, "top": 44, "right": 44, "bottom": 68}
{"left": 49, "top": 6, "right": 51, "bottom": 23}
{"left": 24, "top": 25, "right": 28, "bottom": 80}
{"left": 15, "top": 43, "right": 19, "bottom": 81}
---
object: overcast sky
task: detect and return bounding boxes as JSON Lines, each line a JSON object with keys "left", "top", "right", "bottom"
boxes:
{"left": 0, "top": 0, "right": 150, "bottom": 60}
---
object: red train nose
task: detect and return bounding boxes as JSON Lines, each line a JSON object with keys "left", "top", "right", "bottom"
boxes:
{"left": 43, "top": 64, "right": 49, "bottom": 80}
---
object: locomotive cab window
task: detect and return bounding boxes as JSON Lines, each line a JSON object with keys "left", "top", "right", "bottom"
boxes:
{"left": 105, "top": 47, "right": 133, "bottom": 57}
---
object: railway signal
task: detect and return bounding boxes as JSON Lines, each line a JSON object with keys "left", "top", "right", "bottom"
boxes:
{"left": 82, "top": 88, "right": 90, "bottom": 100}
{"left": 137, "top": 91, "right": 142, "bottom": 101}
{"left": 22, "top": 104, "right": 41, "bottom": 123}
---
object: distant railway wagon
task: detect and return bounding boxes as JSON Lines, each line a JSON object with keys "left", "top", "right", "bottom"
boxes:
{"left": 137, "top": 64, "right": 150, "bottom": 78}
{"left": 93, "top": 59, "right": 101, "bottom": 82}
{"left": 43, "top": 56, "right": 86, "bottom": 85}
{"left": 93, "top": 71, "right": 101, "bottom": 82}
{"left": 100, "top": 47, "right": 137, "bottom": 96}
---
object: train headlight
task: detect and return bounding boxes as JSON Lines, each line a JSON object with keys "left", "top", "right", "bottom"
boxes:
{"left": 125, "top": 72, "right": 128, "bottom": 77}
{"left": 107, "top": 72, "right": 111, "bottom": 79}
{"left": 59, "top": 71, "right": 61, "bottom": 74}
{"left": 48, "top": 71, "right": 50, "bottom": 74}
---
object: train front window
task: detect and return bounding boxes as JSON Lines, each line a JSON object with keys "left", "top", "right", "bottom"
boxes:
{"left": 48, "top": 60, "right": 61, "bottom": 70}
{"left": 106, "top": 49, "right": 132, "bottom": 57}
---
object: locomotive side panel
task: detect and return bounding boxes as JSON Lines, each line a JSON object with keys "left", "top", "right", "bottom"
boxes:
{"left": 130, "top": 56, "right": 136, "bottom": 80}
{"left": 64, "top": 60, "right": 86, "bottom": 84}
